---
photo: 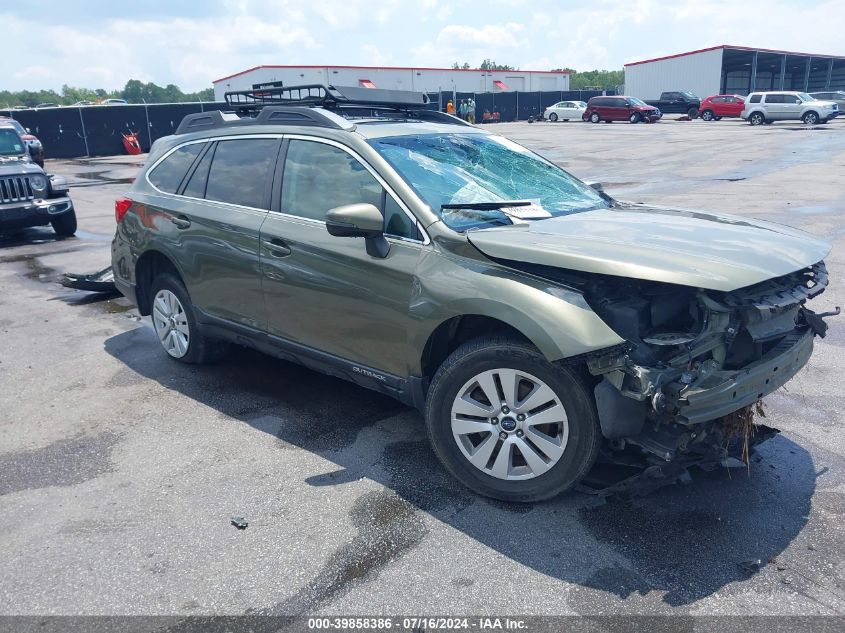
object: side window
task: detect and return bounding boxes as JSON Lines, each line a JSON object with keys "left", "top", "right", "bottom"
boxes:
{"left": 749, "top": 94, "right": 762, "bottom": 103}
{"left": 764, "top": 94, "right": 783, "bottom": 104}
{"left": 614, "top": 98, "right": 628, "bottom": 107}
{"left": 281, "top": 140, "right": 382, "bottom": 222}
{"left": 281, "top": 140, "right": 421, "bottom": 241}
{"left": 384, "top": 194, "right": 421, "bottom": 240}
{"left": 783, "top": 95, "right": 800, "bottom": 104}
{"left": 182, "top": 145, "right": 213, "bottom": 199}
{"left": 205, "top": 138, "right": 278, "bottom": 209}
{"left": 148, "top": 143, "right": 203, "bottom": 193}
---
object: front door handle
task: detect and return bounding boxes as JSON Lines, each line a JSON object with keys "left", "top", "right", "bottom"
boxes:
{"left": 264, "top": 238, "right": 291, "bottom": 257}
{"left": 171, "top": 215, "right": 191, "bottom": 229}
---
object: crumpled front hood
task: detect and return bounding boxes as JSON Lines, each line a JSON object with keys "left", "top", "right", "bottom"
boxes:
{"left": 467, "top": 204, "right": 831, "bottom": 291}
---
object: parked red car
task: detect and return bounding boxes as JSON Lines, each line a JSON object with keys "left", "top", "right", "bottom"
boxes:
{"left": 582, "top": 96, "right": 661, "bottom": 124}
{"left": 698, "top": 94, "right": 745, "bottom": 121}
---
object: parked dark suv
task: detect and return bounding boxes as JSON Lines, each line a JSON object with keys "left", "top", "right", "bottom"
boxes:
{"left": 111, "top": 85, "right": 833, "bottom": 502}
{"left": 0, "top": 125, "right": 76, "bottom": 236}
{"left": 583, "top": 96, "right": 661, "bottom": 123}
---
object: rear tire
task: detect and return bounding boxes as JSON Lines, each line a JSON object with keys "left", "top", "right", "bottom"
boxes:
{"left": 749, "top": 112, "right": 765, "bottom": 126}
{"left": 149, "top": 273, "right": 228, "bottom": 364}
{"left": 549, "top": 113, "right": 558, "bottom": 122}
{"left": 424, "top": 337, "right": 602, "bottom": 502}
{"left": 701, "top": 109, "right": 714, "bottom": 121}
{"left": 50, "top": 210, "right": 77, "bottom": 236}
{"left": 589, "top": 112, "right": 601, "bottom": 124}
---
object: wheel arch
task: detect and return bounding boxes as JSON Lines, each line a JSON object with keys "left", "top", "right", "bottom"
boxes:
{"left": 419, "top": 315, "right": 531, "bottom": 381}
{"left": 414, "top": 294, "right": 624, "bottom": 381}
{"left": 134, "top": 249, "right": 185, "bottom": 316}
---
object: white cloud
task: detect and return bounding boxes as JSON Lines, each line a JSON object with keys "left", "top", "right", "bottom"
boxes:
{"left": 3, "top": 0, "right": 845, "bottom": 93}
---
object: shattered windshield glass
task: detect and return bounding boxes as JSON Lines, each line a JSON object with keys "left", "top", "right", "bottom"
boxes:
{"left": 368, "top": 133, "right": 608, "bottom": 231}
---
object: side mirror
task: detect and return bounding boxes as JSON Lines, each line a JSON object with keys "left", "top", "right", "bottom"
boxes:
{"left": 326, "top": 203, "right": 390, "bottom": 258}
{"left": 25, "top": 127, "right": 31, "bottom": 133}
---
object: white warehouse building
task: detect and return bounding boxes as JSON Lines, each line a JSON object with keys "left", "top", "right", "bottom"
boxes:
{"left": 213, "top": 65, "right": 571, "bottom": 101}
{"left": 625, "top": 45, "right": 845, "bottom": 99}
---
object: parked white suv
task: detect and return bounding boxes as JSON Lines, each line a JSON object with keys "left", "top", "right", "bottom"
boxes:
{"left": 741, "top": 91, "right": 839, "bottom": 125}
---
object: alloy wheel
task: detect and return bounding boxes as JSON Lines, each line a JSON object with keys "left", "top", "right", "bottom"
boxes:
{"left": 152, "top": 289, "right": 190, "bottom": 358}
{"left": 450, "top": 369, "right": 569, "bottom": 481}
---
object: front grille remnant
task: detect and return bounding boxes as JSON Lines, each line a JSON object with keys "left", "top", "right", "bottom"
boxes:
{"left": 0, "top": 176, "right": 34, "bottom": 203}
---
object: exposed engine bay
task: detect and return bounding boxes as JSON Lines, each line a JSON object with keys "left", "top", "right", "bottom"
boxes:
{"left": 507, "top": 259, "right": 839, "bottom": 495}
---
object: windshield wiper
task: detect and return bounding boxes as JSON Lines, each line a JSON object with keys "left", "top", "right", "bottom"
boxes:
{"left": 441, "top": 200, "right": 532, "bottom": 211}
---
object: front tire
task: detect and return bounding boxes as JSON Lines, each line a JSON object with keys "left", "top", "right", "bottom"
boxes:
{"left": 51, "top": 210, "right": 77, "bottom": 236}
{"left": 589, "top": 112, "right": 601, "bottom": 124}
{"left": 149, "top": 273, "right": 228, "bottom": 364}
{"left": 803, "top": 111, "right": 819, "bottom": 125}
{"left": 687, "top": 106, "right": 699, "bottom": 119}
{"left": 629, "top": 112, "right": 641, "bottom": 124}
{"left": 424, "top": 337, "right": 602, "bottom": 502}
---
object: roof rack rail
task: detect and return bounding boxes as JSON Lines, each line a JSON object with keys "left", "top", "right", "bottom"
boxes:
{"left": 224, "top": 84, "right": 433, "bottom": 113}
{"left": 172, "top": 84, "right": 467, "bottom": 136}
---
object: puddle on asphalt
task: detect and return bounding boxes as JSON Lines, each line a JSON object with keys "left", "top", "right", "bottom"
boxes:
{"left": 0, "top": 252, "right": 69, "bottom": 282}
{"left": 74, "top": 230, "right": 113, "bottom": 242}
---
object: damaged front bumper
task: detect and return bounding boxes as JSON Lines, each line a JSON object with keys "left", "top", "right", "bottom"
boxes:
{"left": 582, "top": 260, "right": 837, "bottom": 480}
{"left": 672, "top": 329, "right": 813, "bottom": 425}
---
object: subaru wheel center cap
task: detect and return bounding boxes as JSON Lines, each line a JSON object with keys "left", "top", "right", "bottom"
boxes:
{"left": 500, "top": 417, "right": 517, "bottom": 432}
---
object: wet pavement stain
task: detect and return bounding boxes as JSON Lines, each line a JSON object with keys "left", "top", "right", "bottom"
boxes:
{"left": 0, "top": 432, "right": 119, "bottom": 496}
{"left": 0, "top": 249, "right": 83, "bottom": 283}
{"left": 266, "top": 489, "right": 427, "bottom": 615}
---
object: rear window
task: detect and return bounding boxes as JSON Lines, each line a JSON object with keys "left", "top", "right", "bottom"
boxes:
{"left": 204, "top": 139, "right": 279, "bottom": 209}
{"left": 749, "top": 94, "right": 762, "bottom": 103}
{"left": 148, "top": 143, "right": 203, "bottom": 193}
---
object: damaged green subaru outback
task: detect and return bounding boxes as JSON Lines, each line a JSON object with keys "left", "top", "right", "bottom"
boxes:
{"left": 111, "top": 86, "right": 836, "bottom": 501}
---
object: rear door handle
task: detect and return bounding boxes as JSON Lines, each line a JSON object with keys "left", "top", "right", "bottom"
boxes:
{"left": 171, "top": 215, "right": 191, "bottom": 229}
{"left": 263, "top": 238, "right": 291, "bottom": 257}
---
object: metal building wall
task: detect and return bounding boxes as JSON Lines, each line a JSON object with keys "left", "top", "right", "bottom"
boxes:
{"left": 213, "top": 67, "right": 569, "bottom": 100}
{"left": 624, "top": 48, "right": 723, "bottom": 100}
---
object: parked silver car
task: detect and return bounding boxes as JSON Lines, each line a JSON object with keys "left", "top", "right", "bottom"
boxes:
{"left": 741, "top": 91, "right": 839, "bottom": 125}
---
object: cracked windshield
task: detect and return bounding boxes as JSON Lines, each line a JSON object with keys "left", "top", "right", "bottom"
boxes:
{"left": 369, "top": 133, "right": 608, "bottom": 231}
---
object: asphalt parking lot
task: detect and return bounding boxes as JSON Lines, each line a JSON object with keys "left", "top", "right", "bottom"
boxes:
{"left": 1, "top": 117, "right": 845, "bottom": 618}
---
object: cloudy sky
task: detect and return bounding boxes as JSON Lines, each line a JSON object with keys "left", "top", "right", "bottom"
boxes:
{"left": 4, "top": 0, "right": 844, "bottom": 92}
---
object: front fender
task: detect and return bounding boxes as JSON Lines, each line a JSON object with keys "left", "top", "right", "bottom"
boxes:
{"left": 407, "top": 247, "right": 624, "bottom": 374}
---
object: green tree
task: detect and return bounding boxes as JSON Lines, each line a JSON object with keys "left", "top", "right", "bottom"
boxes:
{"left": 479, "top": 59, "right": 515, "bottom": 71}
{"left": 558, "top": 69, "right": 625, "bottom": 90}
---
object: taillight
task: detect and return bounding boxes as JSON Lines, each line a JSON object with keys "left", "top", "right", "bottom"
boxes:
{"left": 115, "top": 197, "right": 132, "bottom": 223}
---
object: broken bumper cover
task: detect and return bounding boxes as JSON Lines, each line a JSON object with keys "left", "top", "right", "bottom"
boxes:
{"left": 0, "top": 196, "right": 74, "bottom": 230}
{"left": 676, "top": 329, "right": 813, "bottom": 424}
